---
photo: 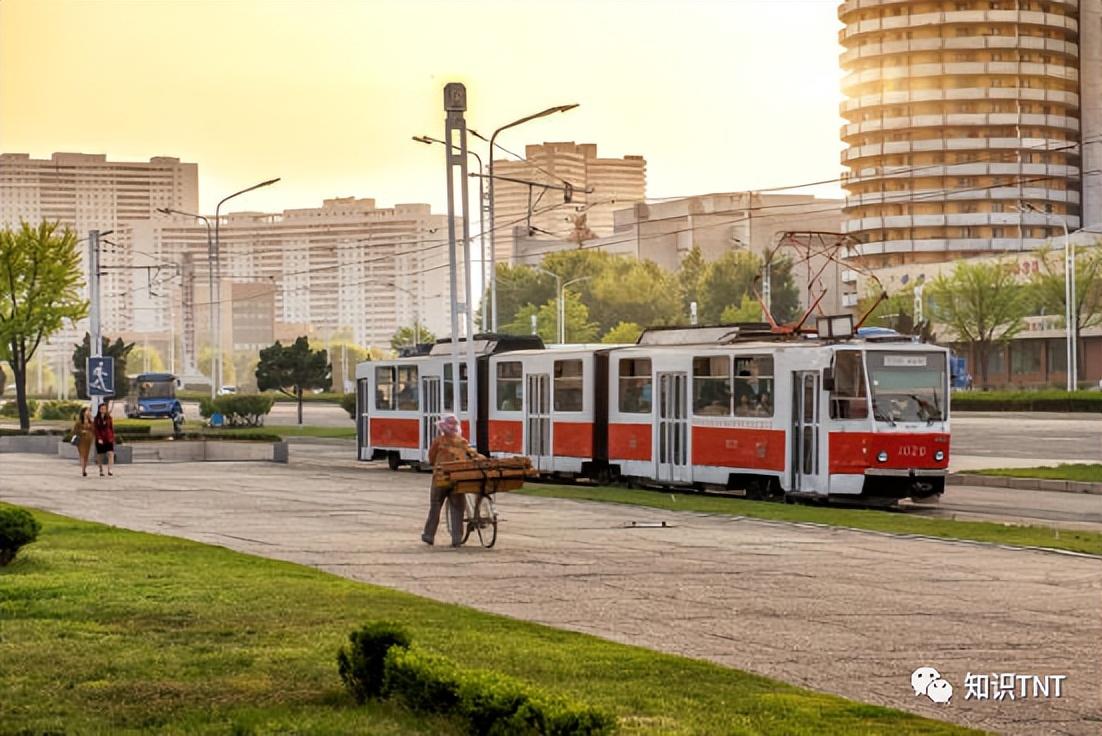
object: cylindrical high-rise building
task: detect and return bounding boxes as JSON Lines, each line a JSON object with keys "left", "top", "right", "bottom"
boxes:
{"left": 839, "top": 0, "right": 1100, "bottom": 267}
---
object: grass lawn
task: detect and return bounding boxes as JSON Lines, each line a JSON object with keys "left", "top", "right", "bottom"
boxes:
{"left": 0, "top": 505, "right": 974, "bottom": 736}
{"left": 966, "top": 464, "right": 1102, "bottom": 483}
{"left": 517, "top": 485, "right": 1102, "bottom": 557}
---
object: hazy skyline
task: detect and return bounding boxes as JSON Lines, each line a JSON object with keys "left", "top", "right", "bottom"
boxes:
{"left": 0, "top": 0, "right": 845, "bottom": 215}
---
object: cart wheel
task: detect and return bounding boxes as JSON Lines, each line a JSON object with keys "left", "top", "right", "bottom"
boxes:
{"left": 474, "top": 495, "right": 497, "bottom": 549}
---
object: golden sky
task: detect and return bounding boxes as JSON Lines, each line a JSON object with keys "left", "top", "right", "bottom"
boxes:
{"left": 0, "top": 0, "right": 845, "bottom": 215}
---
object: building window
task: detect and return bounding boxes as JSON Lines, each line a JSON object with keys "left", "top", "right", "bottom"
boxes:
{"left": 734, "top": 355, "right": 774, "bottom": 417}
{"left": 618, "top": 358, "right": 652, "bottom": 414}
{"left": 496, "top": 361, "right": 523, "bottom": 411}
{"left": 1011, "top": 341, "right": 1043, "bottom": 375}
{"left": 1047, "top": 339, "right": 1068, "bottom": 374}
{"left": 986, "top": 346, "right": 1007, "bottom": 379}
{"left": 693, "top": 356, "right": 731, "bottom": 416}
{"left": 553, "top": 359, "right": 584, "bottom": 412}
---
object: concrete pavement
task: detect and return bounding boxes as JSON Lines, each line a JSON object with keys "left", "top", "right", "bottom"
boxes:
{"left": 3, "top": 453, "right": 1099, "bottom": 736}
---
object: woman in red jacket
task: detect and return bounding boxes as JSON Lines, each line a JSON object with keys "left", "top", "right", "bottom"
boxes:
{"left": 93, "top": 402, "right": 116, "bottom": 477}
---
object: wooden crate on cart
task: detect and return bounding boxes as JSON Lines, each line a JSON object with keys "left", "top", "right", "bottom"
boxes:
{"left": 438, "top": 456, "right": 537, "bottom": 494}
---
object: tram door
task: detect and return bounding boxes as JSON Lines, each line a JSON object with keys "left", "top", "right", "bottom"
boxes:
{"left": 791, "top": 371, "right": 822, "bottom": 494}
{"left": 420, "top": 376, "right": 442, "bottom": 463}
{"left": 525, "top": 373, "right": 552, "bottom": 471}
{"left": 656, "top": 372, "right": 690, "bottom": 484}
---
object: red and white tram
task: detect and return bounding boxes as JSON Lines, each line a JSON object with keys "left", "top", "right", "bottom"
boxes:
{"left": 355, "top": 321, "right": 951, "bottom": 504}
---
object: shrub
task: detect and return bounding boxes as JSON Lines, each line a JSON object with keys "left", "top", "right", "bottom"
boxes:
{"left": 950, "top": 389, "right": 1102, "bottom": 413}
{"left": 382, "top": 646, "right": 615, "bottom": 735}
{"left": 38, "top": 400, "right": 86, "bottom": 421}
{"left": 340, "top": 392, "right": 356, "bottom": 419}
{"left": 383, "top": 646, "right": 463, "bottom": 715}
{"left": 0, "top": 399, "right": 38, "bottom": 418}
{"left": 337, "top": 621, "right": 412, "bottom": 704}
{"left": 0, "top": 507, "right": 41, "bottom": 566}
{"left": 200, "top": 394, "right": 274, "bottom": 427}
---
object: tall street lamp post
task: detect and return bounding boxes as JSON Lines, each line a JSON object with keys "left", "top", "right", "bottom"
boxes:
{"left": 386, "top": 281, "right": 420, "bottom": 347}
{"left": 1020, "top": 202, "right": 1077, "bottom": 390}
{"left": 471, "top": 103, "right": 578, "bottom": 331}
{"left": 214, "top": 178, "right": 280, "bottom": 395}
{"left": 411, "top": 135, "right": 488, "bottom": 331}
{"left": 157, "top": 207, "right": 215, "bottom": 398}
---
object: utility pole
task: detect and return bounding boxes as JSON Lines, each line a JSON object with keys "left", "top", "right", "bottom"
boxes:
{"left": 88, "top": 230, "right": 103, "bottom": 413}
{"left": 443, "top": 82, "right": 479, "bottom": 446}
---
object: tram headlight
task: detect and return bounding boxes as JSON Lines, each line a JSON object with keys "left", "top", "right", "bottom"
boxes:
{"left": 876, "top": 451, "right": 889, "bottom": 463}
{"left": 934, "top": 450, "right": 945, "bottom": 462}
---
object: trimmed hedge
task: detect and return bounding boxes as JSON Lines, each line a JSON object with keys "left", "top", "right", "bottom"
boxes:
{"left": 0, "top": 399, "right": 38, "bottom": 418}
{"left": 38, "top": 400, "right": 87, "bottom": 421}
{"left": 0, "top": 507, "right": 41, "bottom": 566}
{"left": 383, "top": 647, "right": 615, "bottom": 735}
{"left": 951, "top": 389, "right": 1102, "bottom": 413}
{"left": 198, "top": 394, "right": 275, "bottom": 427}
{"left": 337, "top": 621, "right": 412, "bottom": 703}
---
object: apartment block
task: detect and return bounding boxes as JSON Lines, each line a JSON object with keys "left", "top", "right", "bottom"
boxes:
{"left": 492, "top": 142, "right": 645, "bottom": 263}
{"left": 838, "top": 0, "right": 1102, "bottom": 266}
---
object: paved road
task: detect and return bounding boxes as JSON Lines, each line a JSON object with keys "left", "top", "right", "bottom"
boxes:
{"left": 906, "top": 483, "right": 1102, "bottom": 533}
{"left": 4, "top": 453, "right": 1099, "bottom": 736}
{"left": 176, "top": 400, "right": 351, "bottom": 427}
{"left": 951, "top": 412, "right": 1102, "bottom": 465}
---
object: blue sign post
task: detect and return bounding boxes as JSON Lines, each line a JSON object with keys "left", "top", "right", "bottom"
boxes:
{"left": 87, "top": 356, "right": 116, "bottom": 397}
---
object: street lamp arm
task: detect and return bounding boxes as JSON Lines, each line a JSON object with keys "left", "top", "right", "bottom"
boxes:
{"left": 217, "top": 178, "right": 282, "bottom": 213}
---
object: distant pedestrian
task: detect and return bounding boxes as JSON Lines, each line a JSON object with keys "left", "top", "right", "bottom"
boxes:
{"left": 71, "top": 407, "right": 95, "bottom": 477}
{"left": 93, "top": 402, "right": 116, "bottom": 477}
{"left": 421, "top": 414, "right": 479, "bottom": 547}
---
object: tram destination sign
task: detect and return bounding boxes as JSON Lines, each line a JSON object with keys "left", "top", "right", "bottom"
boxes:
{"left": 883, "top": 355, "right": 928, "bottom": 368}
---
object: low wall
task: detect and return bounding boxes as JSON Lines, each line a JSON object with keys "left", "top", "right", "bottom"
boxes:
{"left": 54, "top": 439, "right": 284, "bottom": 464}
{"left": 0, "top": 435, "right": 61, "bottom": 454}
{"left": 56, "top": 442, "right": 134, "bottom": 464}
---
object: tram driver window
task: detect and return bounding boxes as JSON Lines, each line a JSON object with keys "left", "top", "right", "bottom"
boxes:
{"left": 396, "top": 365, "right": 419, "bottom": 410}
{"left": 693, "top": 356, "right": 731, "bottom": 415}
{"left": 618, "top": 358, "right": 652, "bottom": 413}
{"left": 830, "top": 350, "right": 868, "bottom": 419}
{"left": 375, "top": 366, "right": 395, "bottom": 410}
{"left": 554, "top": 360, "right": 584, "bottom": 412}
{"left": 733, "top": 355, "right": 774, "bottom": 417}
{"left": 496, "top": 361, "right": 523, "bottom": 411}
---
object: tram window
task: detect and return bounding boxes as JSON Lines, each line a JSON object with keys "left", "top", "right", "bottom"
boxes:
{"left": 554, "top": 360, "right": 584, "bottom": 412}
{"left": 618, "top": 358, "right": 652, "bottom": 413}
{"left": 733, "top": 355, "right": 774, "bottom": 417}
{"left": 496, "top": 361, "right": 523, "bottom": 411}
{"left": 396, "top": 365, "right": 419, "bottom": 410}
{"left": 443, "top": 363, "right": 469, "bottom": 412}
{"left": 692, "top": 356, "right": 731, "bottom": 416}
{"left": 830, "top": 350, "right": 868, "bottom": 419}
{"left": 375, "top": 366, "right": 396, "bottom": 410}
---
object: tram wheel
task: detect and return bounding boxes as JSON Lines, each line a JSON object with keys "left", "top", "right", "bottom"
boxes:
{"left": 387, "top": 452, "right": 402, "bottom": 471}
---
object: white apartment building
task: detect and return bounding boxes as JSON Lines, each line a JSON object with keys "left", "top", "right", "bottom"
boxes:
{"left": 125, "top": 197, "right": 462, "bottom": 351}
{"left": 492, "top": 142, "right": 646, "bottom": 263}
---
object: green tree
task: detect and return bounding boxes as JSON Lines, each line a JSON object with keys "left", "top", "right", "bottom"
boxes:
{"left": 198, "top": 347, "right": 236, "bottom": 387}
{"left": 676, "top": 245, "right": 707, "bottom": 317}
{"left": 390, "top": 324, "right": 436, "bottom": 353}
{"left": 485, "top": 263, "right": 556, "bottom": 333}
{"left": 588, "top": 258, "right": 682, "bottom": 333}
{"left": 719, "top": 295, "right": 765, "bottom": 323}
{"left": 601, "top": 321, "right": 644, "bottom": 344}
{"left": 502, "top": 292, "right": 598, "bottom": 344}
{"left": 255, "top": 337, "right": 332, "bottom": 424}
{"left": 928, "top": 260, "right": 1031, "bottom": 389}
{"left": 854, "top": 284, "right": 935, "bottom": 340}
{"left": 1031, "top": 243, "right": 1102, "bottom": 377}
{"left": 129, "top": 345, "right": 166, "bottom": 373}
{"left": 73, "top": 333, "right": 135, "bottom": 401}
{"left": 697, "top": 251, "right": 799, "bottom": 324}
{"left": 0, "top": 222, "right": 88, "bottom": 430}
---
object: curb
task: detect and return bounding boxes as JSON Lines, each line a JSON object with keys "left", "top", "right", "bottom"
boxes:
{"left": 949, "top": 473, "right": 1102, "bottom": 495}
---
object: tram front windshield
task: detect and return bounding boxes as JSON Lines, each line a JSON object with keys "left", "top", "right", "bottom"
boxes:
{"left": 867, "top": 352, "right": 947, "bottom": 424}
